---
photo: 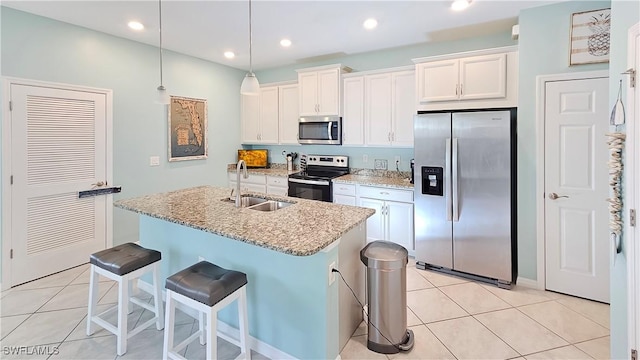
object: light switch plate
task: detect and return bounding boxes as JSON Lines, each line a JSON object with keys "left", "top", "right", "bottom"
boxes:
{"left": 150, "top": 156, "right": 160, "bottom": 166}
{"left": 374, "top": 159, "right": 388, "bottom": 170}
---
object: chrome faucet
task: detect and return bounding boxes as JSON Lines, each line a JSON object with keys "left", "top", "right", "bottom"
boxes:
{"left": 235, "top": 160, "right": 249, "bottom": 207}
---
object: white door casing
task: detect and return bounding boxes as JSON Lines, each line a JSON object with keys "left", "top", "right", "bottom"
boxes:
{"left": 626, "top": 22, "right": 639, "bottom": 358}
{"left": 1, "top": 78, "right": 112, "bottom": 288}
{"left": 543, "top": 77, "right": 609, "bottom": 303}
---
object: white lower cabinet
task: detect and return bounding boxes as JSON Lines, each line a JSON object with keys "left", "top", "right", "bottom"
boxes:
{"left": 228, "top": 173, "right": 267, "bottom": 194}
{"left": 266, "top": 176, "right": 289, "bottom": 196}
{"left": 333, "top": 183, "right": 357, "bottom": 206}
{"left": 357, "top": 185, "right": 414, "bottom": 251}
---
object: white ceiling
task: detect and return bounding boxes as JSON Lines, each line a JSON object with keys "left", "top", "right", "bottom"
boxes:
{"left": 3, "top": 0, "right": 559, "bottom": 71}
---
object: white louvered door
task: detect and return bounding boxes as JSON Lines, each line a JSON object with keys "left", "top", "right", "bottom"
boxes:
{"left": 10, "top": 84, "right": 107, "bottom": 286}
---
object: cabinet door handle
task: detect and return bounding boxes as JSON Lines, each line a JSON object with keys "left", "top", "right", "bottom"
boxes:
{"left": 455, "top": 84, "right": 458, "bottom": 95}
{"left": 380, "top": 191, "right": 390, "bottom": 195}
{"left": 391, "top": 132, "right": 395, "bottom": 142}
{"left": 460, "top": 83, "right": 463, "bottom": 96}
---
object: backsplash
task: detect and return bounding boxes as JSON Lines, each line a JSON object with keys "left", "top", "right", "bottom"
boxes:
{"left": 350, "top": 167, "right": 411, "bottom": 179}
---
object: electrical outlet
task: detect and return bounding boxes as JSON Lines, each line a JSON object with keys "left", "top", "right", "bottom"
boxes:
{"left": 198, "top": 256, "right": 205, "bottom": 262}
{"left": 363, "top": 154, "right": 368, "bottom": 163}
{"left": 374, "top": 159, "right": 388, "bottom": 170}
{"left": 149, "top": 156, "right": 160, "bottom": 166}
{"left": 328, "top": 261, "right": 336, "bottom": 285}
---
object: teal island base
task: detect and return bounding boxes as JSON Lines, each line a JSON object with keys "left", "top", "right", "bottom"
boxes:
{"left": 137, "top": 215, "right": 365, "bottom": 359}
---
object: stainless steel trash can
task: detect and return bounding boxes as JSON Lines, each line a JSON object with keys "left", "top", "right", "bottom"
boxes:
{"left": 360, "top": 241, "right": 414, "bottom": 354}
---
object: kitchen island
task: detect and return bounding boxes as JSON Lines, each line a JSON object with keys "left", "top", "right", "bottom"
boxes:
{"left": 114, "top": 186, "right": 374, "bottom": 359}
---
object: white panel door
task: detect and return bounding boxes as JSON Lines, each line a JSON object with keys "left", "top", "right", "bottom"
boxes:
{"left": 10, "top": 84, "right": 108, "bottom": 285}
{"left": 358, "top": 197, "right": 385, "bottom": 243}
{"left": 545, "top": 77, "right": 609, "bottom": 303}
{"left": 364, "top": 73, "right": 392, "bottom": 146}
{"left": 391, "top": 70, "right": 415, "bottom": 147}
{"left": 342, "top": 77, "right": 365, "bottom": 145}
{"left": 278, "top": 84, "right": 299, "bottom": 144}
{"left": 259, "top": 87, "right": 279, "bottom": 144}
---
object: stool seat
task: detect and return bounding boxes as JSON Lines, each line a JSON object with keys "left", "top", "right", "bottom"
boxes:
{"left": 90, "top": 242, "right": 161, "bottom": 276}
{"left": 165, "top": 261, "right": 247, "bottom": 307}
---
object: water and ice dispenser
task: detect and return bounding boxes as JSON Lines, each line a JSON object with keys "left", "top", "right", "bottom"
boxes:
{"left": 421, "top": 167, "right": 443, "bottom": 196}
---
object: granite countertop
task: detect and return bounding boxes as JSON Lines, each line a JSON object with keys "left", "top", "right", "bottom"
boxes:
{"left": 333, "top": 174, "right": 414, "bottom": 190}
{"left": 227, "top": 164, "right": 298, "bottom": 178}
{"left": 114, "top": 186, "right": 374, "bottom": 256}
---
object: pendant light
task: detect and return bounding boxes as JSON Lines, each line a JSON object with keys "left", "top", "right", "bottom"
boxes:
{"left": 156, "top": 0, "right": 170, "bottom": 104}
{"left": 240, "top": 0, "right": 260, "bottom": 95}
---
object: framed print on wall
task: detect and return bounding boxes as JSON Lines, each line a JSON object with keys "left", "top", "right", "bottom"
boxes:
{"left": 570, "top": 8, "right": 611, "bottom": 65}
{"left": 168, "top": 95, "right": 208, "bottom": 162}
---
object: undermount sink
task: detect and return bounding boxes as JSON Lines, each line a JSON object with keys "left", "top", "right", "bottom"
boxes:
{"left": 222, "top": 195, "right": 294, "bottom": 212}
{"left": 247, "top": 200, "right": 294, "bottom": 212}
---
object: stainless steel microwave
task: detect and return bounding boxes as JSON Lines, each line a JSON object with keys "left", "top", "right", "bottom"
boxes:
{"left": 298, "top": 116, "right": 342, "bottom": 145}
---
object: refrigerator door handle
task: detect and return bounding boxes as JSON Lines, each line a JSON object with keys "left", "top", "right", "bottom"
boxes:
{"left": 452, "top": 138, "right": 459, "bottom": 222}
{"left": 446, "top": 138, "right": 452, "bottom": 221}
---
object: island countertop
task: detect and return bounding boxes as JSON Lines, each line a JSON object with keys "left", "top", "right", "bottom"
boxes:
{"left": 114, "top": 186, "right": 374, "bottom": 256}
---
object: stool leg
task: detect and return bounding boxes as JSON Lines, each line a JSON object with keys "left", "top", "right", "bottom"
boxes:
{"left": 116, "top": 275, "right": 129, "bottom": 356}
{"left": 152, "top": 263, "right": 165, "bottom": 330}
{"left": 128, "top": 279, "right": 134, "bottom": 314}
{"left": 199, "top": 311, "right": 205, "bottom": 345}
{"left": 237, "top": 286, "right": 250, "bottom": 360}
{"left": 86, "top": 265, "right": 99, "bottom": 336}
{"left": 163, "top": 291, "right": 176, "bottom": 360}
{"left": 206, "top": 308, "right": 217, "bottom": 360}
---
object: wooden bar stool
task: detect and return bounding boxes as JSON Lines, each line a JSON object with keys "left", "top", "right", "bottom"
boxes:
{"left": 162, "top": 261, "right": 250, "bottom": 360}
{"left": 86, "top": 242, "right": 164, "bottom": 356}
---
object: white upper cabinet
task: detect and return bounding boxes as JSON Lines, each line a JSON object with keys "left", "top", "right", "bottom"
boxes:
{"left": 390, "top": 70, "right": 415, "bottom": 147}
{"left": 296, "top": 64, "right": 349, "bottom": 116}
{"left": 259, "top": 86, "right": 279, "bottom": 144}
{"left": 362, "top": 69, "right": 415, "bottom": 147}
{"left": 414, "top": 47, "right": 518, "bottom": 111}
{"left": 278, "top": 84, "right": 299, "bottom": 144}
{"left": 241, "top": 94, "right": 260, "bottom": 143}
{"left": 241, "top": 83, "right": 298, "bottom": 145}
{"left": 342, "top": 76, "right": 365, "bottom": 145}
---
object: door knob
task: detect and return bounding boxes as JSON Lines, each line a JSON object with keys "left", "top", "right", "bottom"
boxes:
{"left": 548, "top": 192, "right": 569, "bottom": 200}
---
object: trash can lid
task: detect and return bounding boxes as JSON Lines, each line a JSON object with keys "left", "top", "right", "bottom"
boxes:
{"left": 360, "top": 241, "right": 408, "bottom": 269}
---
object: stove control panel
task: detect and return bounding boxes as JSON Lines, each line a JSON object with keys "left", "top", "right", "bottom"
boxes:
{"left": 306, "top": 155, "right": 349, "bottom": 167}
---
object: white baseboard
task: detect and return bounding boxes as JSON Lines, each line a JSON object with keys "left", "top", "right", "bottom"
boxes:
{"left": 137, "top": 280, "right": 297, "bottom": 360}
{"left": 516, "top": 276, "right": 542, "bottom": 290}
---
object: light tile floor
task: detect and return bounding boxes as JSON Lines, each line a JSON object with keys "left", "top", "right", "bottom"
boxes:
{"left": 0, "top": 261, "right": 610, "bottom": 360}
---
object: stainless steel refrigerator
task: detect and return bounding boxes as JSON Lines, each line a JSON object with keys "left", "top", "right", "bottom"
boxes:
{"left": 414, "top": 109, "right": 517, "bottom": 288}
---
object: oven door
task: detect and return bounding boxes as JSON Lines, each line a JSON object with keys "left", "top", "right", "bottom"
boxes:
{"left": 288, "top": 178, "right": 332, "bottom": 202}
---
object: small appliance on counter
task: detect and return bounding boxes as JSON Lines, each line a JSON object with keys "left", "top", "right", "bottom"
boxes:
{"left": 237, "top": 149, "right": 268, "bottom": 168}
{"left": 410, "top": 159, "right": 415, "bottom": 184}
{"left": 288, "top": 155, "right": 349, "bottom": 202}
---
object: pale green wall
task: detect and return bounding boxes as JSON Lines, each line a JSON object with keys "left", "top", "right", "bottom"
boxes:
{"left": 608, "top": 1, "right": 639, "bottom": 358}
{"left": 0, "top": 7, "right": 246, "bottom": 250}
{"left": 517, "top": 0, "right": 610, "bottom": 280}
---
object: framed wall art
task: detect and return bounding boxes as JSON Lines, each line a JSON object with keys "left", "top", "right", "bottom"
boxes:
{"left": 168, "top": 95, "right": 208, "bottom": 162}
{"left": 569, "top": 8, "right": 611, "bottom": 65}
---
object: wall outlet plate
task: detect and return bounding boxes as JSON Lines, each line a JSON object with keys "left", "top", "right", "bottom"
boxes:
{"left": 150, "top": 156, "right": 160, "bottom": 166}
{"left": 374, "top": 159, "right": 388, "bottom": 170}
{"left": 363, "top": 154, "right": 369, "bottom": 163}
{"left": 328, "top": 261, "right": 336, "bottom": 285}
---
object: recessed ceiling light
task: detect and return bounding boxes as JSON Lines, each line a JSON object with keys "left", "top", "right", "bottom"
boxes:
{"left": 363, "top": 18, "right": 378, "bottom": 30}
{"left": 451, "top": 0, "right": 471, "bottom": 11}
{"left": 224, "top": 51, "right": 235, "bottom": 59}
{"left": 127, "top": 21, "right": 144, "bottom": 31}
{"left": 280, "top": 39, "right": 292, "bottom": 48}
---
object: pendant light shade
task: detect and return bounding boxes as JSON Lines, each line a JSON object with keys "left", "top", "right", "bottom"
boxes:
{"left": 155, "top": 0, "right": 170, "bottom": 105}
{"left": 240, "top": 73, "right": 260, "bottom": 95}
{"left": 241, "top": 0, "right": 259, "bottom": 96}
